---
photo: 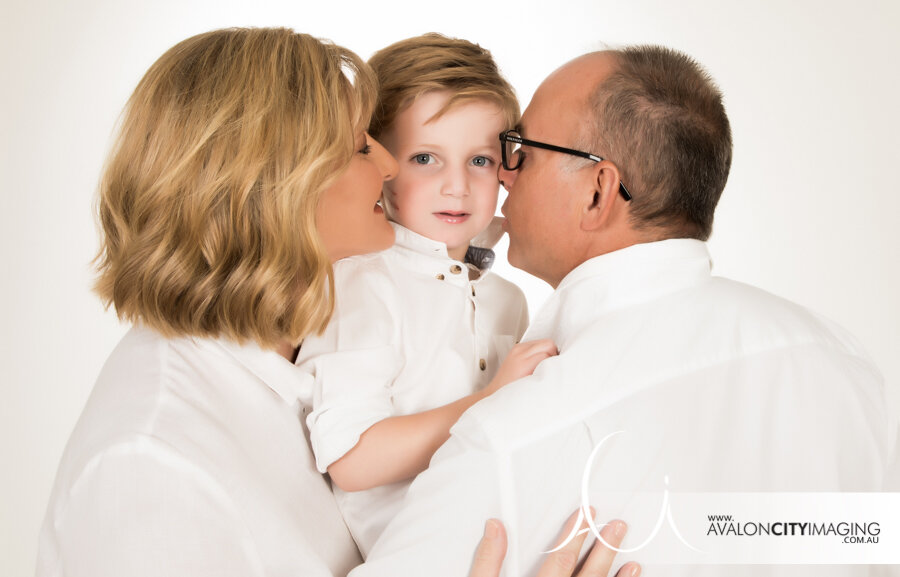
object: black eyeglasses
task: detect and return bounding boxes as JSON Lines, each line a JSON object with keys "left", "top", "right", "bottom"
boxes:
{"left": 499, "top": 129, "right": 632, "bottom": 201}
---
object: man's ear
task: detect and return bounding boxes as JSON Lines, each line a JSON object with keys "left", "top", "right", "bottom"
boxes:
{"left": 580, "top": 160, "right": 622, "bottom": 232}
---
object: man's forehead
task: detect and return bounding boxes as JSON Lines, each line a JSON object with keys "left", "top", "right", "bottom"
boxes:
{"left": 521, "top": 51, "right": 615, "bottom": 137}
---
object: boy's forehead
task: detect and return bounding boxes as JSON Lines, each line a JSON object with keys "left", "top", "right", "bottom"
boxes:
{"left": 396, "top": 102, "right": 505, "bottom": 151}
{"left": 400, "top": 91, "right": 505, "bottom": 133}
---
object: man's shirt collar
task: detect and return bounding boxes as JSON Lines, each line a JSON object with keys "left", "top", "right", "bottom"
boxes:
{"left": 526, "top": 239, "right": 713, "bottom": 345}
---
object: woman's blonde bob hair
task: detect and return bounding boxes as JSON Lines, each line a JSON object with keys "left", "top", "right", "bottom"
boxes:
{"left": 94, "top": 27, "right": 376, "bottom": 347}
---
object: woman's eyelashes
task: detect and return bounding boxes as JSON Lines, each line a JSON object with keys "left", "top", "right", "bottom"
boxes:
{"left": 356, "top": 133, "right": 372, "bottom": 155}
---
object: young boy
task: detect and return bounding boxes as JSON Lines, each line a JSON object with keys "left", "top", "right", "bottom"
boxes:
{"left": 295, "top": 34, "right": 556, "bottom": 557}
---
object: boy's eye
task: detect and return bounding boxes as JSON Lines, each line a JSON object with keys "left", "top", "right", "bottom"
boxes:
{"left": 471, "top": 156, "right": 492, "bottom": 168}
{"left": 413, "top": 153, "right": 434, "bottom": 165}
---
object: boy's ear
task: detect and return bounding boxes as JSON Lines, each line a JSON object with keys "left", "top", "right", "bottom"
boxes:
{"left": 580, "top": 160, "right": 622, "bottom": 232}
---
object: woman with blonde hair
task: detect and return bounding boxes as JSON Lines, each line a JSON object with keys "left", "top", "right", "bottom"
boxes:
{"left": 35, "top": 27, "right": 633, "bottom": 577}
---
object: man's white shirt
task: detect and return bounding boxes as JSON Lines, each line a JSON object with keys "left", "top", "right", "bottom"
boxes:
{"left": 352, "top": 239, "right": 896, "bottom": 577}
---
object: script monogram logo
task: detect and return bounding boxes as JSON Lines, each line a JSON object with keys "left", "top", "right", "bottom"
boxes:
{"left": 545, "top": 431, "right": 704, "bottom": 555}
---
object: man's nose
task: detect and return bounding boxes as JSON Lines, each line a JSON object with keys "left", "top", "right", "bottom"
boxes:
{"left": 498, "top": 165, "right": 517, "bottom": 192}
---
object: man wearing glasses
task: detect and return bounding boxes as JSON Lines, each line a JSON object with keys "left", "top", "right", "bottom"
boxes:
{"left": 352, "top": 46, "right": 895, "bottom": 577}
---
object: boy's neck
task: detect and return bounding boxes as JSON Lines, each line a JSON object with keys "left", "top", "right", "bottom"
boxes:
{"left": 447, "top": 244, "right": 469, "bottom": 262}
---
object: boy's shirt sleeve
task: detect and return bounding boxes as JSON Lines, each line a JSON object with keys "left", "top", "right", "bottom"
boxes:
{"left": 296, "top": 256, "right": 404, "bottom": 474}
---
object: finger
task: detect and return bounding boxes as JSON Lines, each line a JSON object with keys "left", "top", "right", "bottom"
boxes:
{"left": 576, "top": 519, "right": 628, "bottom": 577}
{"left": 468, "top": 519, "right": 508, "bottom": 577}
{"left": 614, "top": 562, "right": 641, "bottom": 577}
{"left": 522, "top": 339, "right": 559, "bottom": 359}
{"left": 536, "top": 508, "right": 594, "bottom": 577}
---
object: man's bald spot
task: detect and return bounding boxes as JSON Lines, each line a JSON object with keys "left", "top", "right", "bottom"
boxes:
{"left": 540, "top": 51, "right": 618, "bottom": 112}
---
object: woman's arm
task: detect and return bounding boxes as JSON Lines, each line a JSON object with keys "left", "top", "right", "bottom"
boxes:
{"left": 327, "top": 338, "right": 558, "bottom": 492}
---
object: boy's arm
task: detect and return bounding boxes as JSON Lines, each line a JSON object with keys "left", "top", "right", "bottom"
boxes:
{"left": 328, "top": 338, "right": 558, "bottom": 492}
{"left": 348, "top": 425, "right": 503, "bottom": 577}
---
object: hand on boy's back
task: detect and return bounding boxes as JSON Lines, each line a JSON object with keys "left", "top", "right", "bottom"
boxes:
{"left": 483, "top": 339, "right": 558, "bottom": 396}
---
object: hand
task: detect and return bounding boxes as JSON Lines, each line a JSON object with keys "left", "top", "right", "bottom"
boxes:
{"left": 468, "top": 509, "right": 640, "bottom": 577}
{"left": 483, "top": 339, "right": 558, "bottom": 396}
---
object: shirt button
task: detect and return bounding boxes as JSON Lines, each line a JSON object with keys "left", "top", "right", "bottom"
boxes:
{"left": 450, "top": 264, "right": 463, "bottom": 274}
{"left": 435, "top": 273, "right": 445, "bottom": 280}
{"left": 479, "top": 358, "right": 487, "bottom": 371}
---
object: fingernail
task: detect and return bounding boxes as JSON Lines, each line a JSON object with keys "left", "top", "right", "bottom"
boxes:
{"left": 615, "top": 520, "right": 627, "bottom": 537}
{"left": 484, "top": 518, "right": 500, "bottom": 539}
{"left": 629, "top": 563, "right": 642, "bottom": 577}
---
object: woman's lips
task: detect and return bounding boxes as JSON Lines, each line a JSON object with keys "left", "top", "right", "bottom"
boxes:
{"left": 434, "top": 211, "right": 470, "bottom": 224}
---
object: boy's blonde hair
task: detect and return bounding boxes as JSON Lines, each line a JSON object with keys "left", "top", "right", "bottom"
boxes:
{"left": 368, "top": 33, "right": 519, "bottom": 139}
{"left": 93, "top": 27, "right": 377, "bottom": 347}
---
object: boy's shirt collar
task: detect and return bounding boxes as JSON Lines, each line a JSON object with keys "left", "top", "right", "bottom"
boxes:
{"left": 389, "top": 221, "right": 496, "bottom": 272}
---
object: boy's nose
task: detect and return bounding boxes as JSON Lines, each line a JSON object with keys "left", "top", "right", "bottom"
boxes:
{"left": 440, "top": 167, "right": 469, "bottom": 197}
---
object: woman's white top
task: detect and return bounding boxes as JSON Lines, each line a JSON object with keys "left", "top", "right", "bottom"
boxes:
{"left": 296, "top": 222, "right": 529, "bottom": 557}
{"left": 36, "top": 326, "right": 361, "bottom": 577}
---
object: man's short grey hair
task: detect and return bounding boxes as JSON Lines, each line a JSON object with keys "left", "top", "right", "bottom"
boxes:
{"left": 582, "top": 45, "right": 733, "bottom": 240}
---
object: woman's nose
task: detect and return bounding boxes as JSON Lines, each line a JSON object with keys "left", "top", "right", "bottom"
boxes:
{"left": 369, "top": 136, "right": 398, "bottom": 181}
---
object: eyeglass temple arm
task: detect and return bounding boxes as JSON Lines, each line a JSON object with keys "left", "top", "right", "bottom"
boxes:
{"left": 503, "top": 133, "right": 632, "bottom": 201}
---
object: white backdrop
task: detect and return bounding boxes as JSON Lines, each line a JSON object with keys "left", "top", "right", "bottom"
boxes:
{"left": 2, "top": 1, "right": 899, "bottom": 575}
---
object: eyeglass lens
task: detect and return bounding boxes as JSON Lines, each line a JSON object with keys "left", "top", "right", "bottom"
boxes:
{"left": 503, "top": 134, "right": 523, "bottom": 171}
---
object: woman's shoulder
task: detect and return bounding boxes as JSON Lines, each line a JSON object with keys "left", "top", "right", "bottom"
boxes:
{"left": 59, "top": 328, "right": 299, "bottom": 481}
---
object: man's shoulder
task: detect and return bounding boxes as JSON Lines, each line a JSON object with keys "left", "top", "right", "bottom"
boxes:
{"left": 453, "top": 275, "right": 883, "bottom": 454}
{"left": 699, "top": 276, "right": 871, "bottom": 359}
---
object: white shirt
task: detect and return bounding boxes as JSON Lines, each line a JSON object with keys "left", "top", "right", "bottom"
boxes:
{"left": 37, "top": 326, "right": 361, "bottom": 577}
{"left": 296, "top": 222, "right": 529, "bottom": 557}
{"left": 352, "top": 239, "right": 897, "bottom": 577}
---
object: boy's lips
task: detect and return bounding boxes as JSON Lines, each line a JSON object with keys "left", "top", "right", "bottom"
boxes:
{"left": 434, "top": 211, "right": 470, "bottom": 224}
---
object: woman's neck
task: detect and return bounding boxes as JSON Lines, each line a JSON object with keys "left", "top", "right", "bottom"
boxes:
{"left": 275, "top": 339, "right": 299, "bottom": 363}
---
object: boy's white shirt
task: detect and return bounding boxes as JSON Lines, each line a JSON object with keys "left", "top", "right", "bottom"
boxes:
{"left": 295, "top": 221, "right": 529, "bottom": 558}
